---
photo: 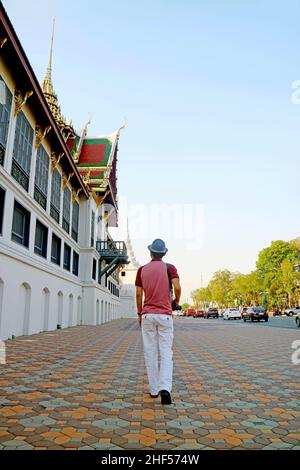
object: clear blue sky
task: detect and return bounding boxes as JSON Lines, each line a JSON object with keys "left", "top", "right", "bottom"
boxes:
{"left": 3, "top": 0, "right": 300, "bottom": 300}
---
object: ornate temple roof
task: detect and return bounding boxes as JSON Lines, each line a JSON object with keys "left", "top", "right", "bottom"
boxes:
{"left": 68, "top": 128, "right": 123, "bottom": 197}
{"left": 41, "top": 20, "right": 124, "bottom": 210}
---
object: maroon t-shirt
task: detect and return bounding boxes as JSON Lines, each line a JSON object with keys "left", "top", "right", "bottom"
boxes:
{"left": 135, "top": 260, "right": 179, "bottom": 315}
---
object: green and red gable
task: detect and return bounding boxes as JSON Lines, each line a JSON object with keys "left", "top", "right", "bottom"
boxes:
{"left": 77, "top": 138, "right": 112, "bottom": 167}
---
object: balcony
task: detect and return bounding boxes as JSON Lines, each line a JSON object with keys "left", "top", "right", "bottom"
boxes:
{"left": 96, "top": 240, "right": 128, "bottom": 262}
{"left": 96, "top": 240, "right": 129, "bottom": 280}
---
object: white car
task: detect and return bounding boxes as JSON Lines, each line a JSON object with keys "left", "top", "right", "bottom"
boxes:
{"left": 223, "top": 308, "right": 242, "bottom": 320}
{"left": 296, "top": 312, "right": 300, "bottom": 328}
{"left": 284, "top": 306, "right": 300, "bottom": 316}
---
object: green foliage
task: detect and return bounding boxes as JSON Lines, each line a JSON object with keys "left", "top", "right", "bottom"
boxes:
{"left": 191, "top": 239, "right": 300, "bottom": 309}
{"left": 191, "top": 287, "right": 211, "bottom": 309}
{"left": 280, "top": 259, "right": 298, "bottom": 308}
{"left": 231, "top": 271, "right": 263, "bottom": 306}
{"left": 208, "top": 270, "right": 233, "bottom": 307}
{"left": 256, "top": 240, "right": 297, "bottom": 283}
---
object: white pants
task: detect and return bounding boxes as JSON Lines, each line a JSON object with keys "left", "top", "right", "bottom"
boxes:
{"left": 141, "top": 314, "right": 174, "bottom": 395}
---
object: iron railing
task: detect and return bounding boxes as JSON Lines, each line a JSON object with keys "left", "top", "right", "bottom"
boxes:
{"left": 96, "top": 240, "right": 127, "bottom": 259}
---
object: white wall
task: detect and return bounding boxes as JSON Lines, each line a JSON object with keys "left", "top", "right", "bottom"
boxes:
{"left": 120, "top": 285, "right": 137, "bottom": 318}
{"left": 0, "top": 251, "right": 122, "bottom": 339}
{"left": 0, "top": 252, "right": 82, "bottom": 339}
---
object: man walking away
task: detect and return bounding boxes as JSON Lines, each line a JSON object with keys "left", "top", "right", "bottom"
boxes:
{"left": 135, "top": 239, "right": 181, "bottom": 405}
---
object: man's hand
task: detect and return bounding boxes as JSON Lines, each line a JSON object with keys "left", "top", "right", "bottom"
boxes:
{"left": 137, "top": 314, "right": 142, "bottom": 328}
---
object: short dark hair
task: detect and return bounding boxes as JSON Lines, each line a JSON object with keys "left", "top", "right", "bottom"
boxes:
{"left": 151, "top": 252, "right": 164, "bottom": 259}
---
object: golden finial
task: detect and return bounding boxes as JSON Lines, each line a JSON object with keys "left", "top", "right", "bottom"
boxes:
{"left": 42, "top": 18, "right": 55, "bottom": 95}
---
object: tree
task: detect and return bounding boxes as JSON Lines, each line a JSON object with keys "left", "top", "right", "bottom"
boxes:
{"left": 231, "top": 271, "right": 263, "bottom": 306}
{"left": 290, "top": 237, "right": 300, "bottom": 251}
{"left": 208, "top": 270, "right": 233, "bottom": 307}
{"left": 280, "top": 259, "right": 297, "bottom": 308}
{"left": 256, "top": 240, "right": 298, "bottom": 306}
{"left": 256, "top": 240, "right": 298, "bottom": 283}
{"left": 191, "top": 288, "right": 211, "bottom": 309}
{"left": 190, "top": 239, "right": 300, "bottom": 310}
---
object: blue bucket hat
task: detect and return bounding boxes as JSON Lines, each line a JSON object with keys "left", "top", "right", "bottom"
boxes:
{"left": 148, "top": 238, "right": 168, "bottom": 255}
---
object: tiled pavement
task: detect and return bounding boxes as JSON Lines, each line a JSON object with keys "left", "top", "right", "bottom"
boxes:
{"left": 0, "top": 318, "right": 299, "bottom": 450}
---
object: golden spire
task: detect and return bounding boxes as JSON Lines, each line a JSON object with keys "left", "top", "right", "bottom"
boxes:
{"left": 42, "top": 18, "right": 55, "bottom": 95}
{"left": 41, "top": 19, "right": 76, "bottom": 141}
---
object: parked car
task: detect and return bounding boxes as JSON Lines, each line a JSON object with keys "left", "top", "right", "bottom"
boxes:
{"left": 223, "top": 308, "right": 242, "bottom": 320}
{"left": 184, "top": 309, "right": 195, "bottom": 317}
{"left": 295, "top": 311, "right": 300, "bottom": 327}
{"left": 243, "top": 307, "right": 268, "bottom": 322}
{"left": 240, "top": 306, "right": 249, "bottom": 317}
{"left": 194, "top": 310, "right": 205, "bottom": 318}
{"left": 205, "top": 308, "right": 219, "bottom": 319}
{"left": 284, "top": 306, "right": 300, "bottom": 317}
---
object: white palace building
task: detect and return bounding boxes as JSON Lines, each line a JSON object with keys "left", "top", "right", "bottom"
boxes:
{"left": 0, "top": 5, "right": 138, "bottom": 340}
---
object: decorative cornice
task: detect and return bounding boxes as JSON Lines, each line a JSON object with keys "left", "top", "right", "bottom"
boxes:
{"left": 92, "top": 188, "right": 110, "bottom": 208}
{"left": 82, "top": 171, "right": 91, "bottom": 185}
{"left": 77, "top": 165, "right": 111, "bottom": 171}
{"left": 62, "top": 171, "right": 74, "bottom": 189}
{"left": 50, "top": 151, "right": 64, "bottom": 172}
{"left": 14, "top": 89, "right": 33, "bottom": 117}
{"left": 72, "top": 188, "right": 79, "bottom": 203}
{"left": 35, "top": 124, "right": 51, "bottom": 149}
{"left": 0, "top": 37, "right": 7, "bottom": 48}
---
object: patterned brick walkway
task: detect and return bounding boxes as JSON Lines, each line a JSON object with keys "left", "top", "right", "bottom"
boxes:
{"left": 0, "top": 318, "right": 299, "bottom": 450}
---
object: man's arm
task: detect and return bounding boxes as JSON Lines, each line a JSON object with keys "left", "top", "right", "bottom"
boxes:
{"left": 136, "top": 286, "right": 143, "bottom": 314}
{"left": 172, "top": 278, "right": 181, "bottom": 305}
{"left": 136, "top": 286, "right": 143, "bottom": 327}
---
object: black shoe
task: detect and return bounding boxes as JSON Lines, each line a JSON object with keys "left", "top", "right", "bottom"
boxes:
{"left": 160, "top": 389, "right": 172, "bottom": 405}
{"left": 149, "top": 393, "right": 159, "bottom": 398}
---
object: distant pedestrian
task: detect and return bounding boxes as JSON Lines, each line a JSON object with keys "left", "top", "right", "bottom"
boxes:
{"left": 135, "top": 239, "right": 181, "bottom": 405}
